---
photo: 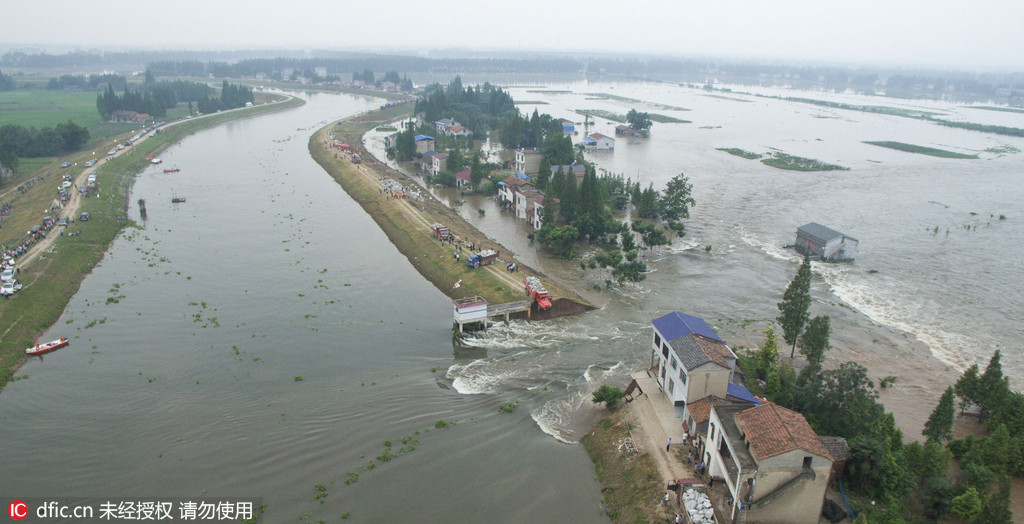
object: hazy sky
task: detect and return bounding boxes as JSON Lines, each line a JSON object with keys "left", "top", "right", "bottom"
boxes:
{"left": 3, "top": 0, "right": 1023, "bottom": 70}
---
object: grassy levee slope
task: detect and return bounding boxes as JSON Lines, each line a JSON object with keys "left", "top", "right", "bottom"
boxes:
{"left": 309, "top": 105, "right": 593, "bottom": 316}
{"left": 581, "top": 410, "right": 666, "bottom": 523}
{"left": 0, "top": 96, "right": 304, "bottom": 392}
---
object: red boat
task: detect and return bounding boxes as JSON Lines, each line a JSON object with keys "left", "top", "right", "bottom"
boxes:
{"left": 26, "top": 337, "right": 69, "bottom": 356}
{"left": 163, "top": 168, "right": 180, "bottom": 173}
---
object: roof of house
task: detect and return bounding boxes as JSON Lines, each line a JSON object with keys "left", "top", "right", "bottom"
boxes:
{"left": 551, "top": 164, "right": 586, "bottom": 175}
{"left": 535, "top": 196, "right": 559, "bottom": 206}
{"left": 652, "top": 312, "right": 723, "bottom": 343}
{"left": 433, "top": 153, "right": 449, "bottom": 160}
{"left": 449, "top": 125, "right": 466, "bottom": 133}
{"left": 615, "top": 124, "right": 631, "bottom": 130}
{"left": 589, "top": 133, "right": 612, "bottom": 140}
{"left": 818, "top": 436, "right": 849, "bottom": 464}
{"left": 797, "top": 222, "right": 856, "bottom": 243}
{"left": 668, "top": 333, "right": 735, "bottom": 371}
{"left": 515, "top": 173, "right": 532, "bottom": 180}
{"left": 518, "top": 148, "right": 542, "bottom": 155}
{"left": 582, "top": 137, "right": 596, "bottom": 144}
{"left": 686, "top": 396, "right": 721, "bottom": 425}
{"left": 414, "top": 135, "right": 435, "bottom": 141}
{"left": 727, "top": 383, "right": 760, "bottom": 405}
{"left": 520, "top": 190, "right": 544, "bottom": 199}
{"left": 455, "top": 168, "right": 471, "bottom": 181}
{"left": 734, "top": 402, "right": 831, "bottom": 461}
{"left": 502, "top": 175, "right": 532, "bottom": 187}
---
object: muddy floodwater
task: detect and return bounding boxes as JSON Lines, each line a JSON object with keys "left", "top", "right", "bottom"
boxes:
{"left": 2, "top": 81, "right": 1023, "bottom": 522}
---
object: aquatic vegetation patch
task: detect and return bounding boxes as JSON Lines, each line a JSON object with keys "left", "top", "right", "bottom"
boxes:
{"left": 761, "top": 152, "right": 849, "bottom": 171}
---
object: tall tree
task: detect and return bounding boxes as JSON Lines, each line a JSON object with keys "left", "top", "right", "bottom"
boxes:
{"left": 660, "top": 173, "right": 695, "bottom": 221}
{"left": 922, "top": 387, "right": 956, "bottom": 444}
{"left": 625, "top": 109, "right": 652, "bottom": 136}
{"left": 755, "top": 327, "right": 780, "bottom": 381}
{"left": 777, "top": 256, "right": 813, "bottom": 358}
{"left": 978, "top": 350, "right": 1010, "bottom": 419}
{"left": 469, "top": 154, "right": 485, "bottom": 190}
{"left": 955, "top": 364, "right": 981, "bottom": 414}
{"left": 798, "top": 315, "right": 831, "bottom": 366}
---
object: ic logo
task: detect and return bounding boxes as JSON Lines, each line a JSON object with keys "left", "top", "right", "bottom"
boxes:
{"left": 8, "top": 500, "right": 28, "bottom": 520}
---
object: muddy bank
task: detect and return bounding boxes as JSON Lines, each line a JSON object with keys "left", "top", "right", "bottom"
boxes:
{"left": 309, "top": 107, "right": 594, "bottom": 319}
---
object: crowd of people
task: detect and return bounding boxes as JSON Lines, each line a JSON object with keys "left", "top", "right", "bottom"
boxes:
{"left": 378, "top": 176, "right": 425, "bottom": 202}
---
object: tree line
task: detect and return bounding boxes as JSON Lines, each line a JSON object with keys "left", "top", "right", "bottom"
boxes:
{"left": 0, "top": 120, "right": 90, "bottom": 161}
{"left": 46, "top": 73, "right": 127, "bottom": 91}
{"left": 195, "top": 81, "right": 254, "bottom": 114}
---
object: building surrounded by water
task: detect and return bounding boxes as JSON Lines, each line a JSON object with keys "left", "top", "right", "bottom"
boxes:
{"left": 794, "top": 222, "right": 858, "bottom": 261}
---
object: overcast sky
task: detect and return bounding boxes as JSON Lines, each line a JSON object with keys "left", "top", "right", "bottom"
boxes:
{"left": 3, "top": 0, "right": 1022, "bottom": 70}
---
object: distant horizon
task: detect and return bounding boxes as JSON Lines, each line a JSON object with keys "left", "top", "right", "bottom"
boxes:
{"left": 1, "top": 44, "right": 1021, "bottom": 76}
{"left": 3, "top": 0, "right": 1022, "bottom": 72}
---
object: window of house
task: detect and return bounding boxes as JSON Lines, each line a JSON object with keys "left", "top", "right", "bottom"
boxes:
{"left": 668, "top": 379, "right": 675, "bottom": 394}
{"left": 802, "top": 456, "right": 812, "bottom": 470}
{"left": 654, "top": 332, "right": 661, "bottom": 348}
{"left": 670, "top": 356, "right": 678, "bottom": 370}
{"left": 662, "top": 343, "right": 669, "bottom": 359}
{"left": 679, "top": 366, "right": 687, "bottom": 384}
{"left": 710, "top": 423, "right": 716, "bottom": 442}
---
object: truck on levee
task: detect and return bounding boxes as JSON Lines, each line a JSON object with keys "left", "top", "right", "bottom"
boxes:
{"left": 431, "top": 223, "right": 451, "bottom": 241}
{"left": 524, "top": 276, "right": 552, "bottom": 309}
{"left": 466, "top": 249, "right": 499, "bottom": 268}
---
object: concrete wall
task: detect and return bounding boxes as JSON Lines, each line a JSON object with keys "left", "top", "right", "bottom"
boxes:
{"left": 749, "top": 450, "right": 831, "bottom": 524}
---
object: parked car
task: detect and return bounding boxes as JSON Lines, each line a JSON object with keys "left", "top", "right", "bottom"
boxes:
{"left": 61, "top": 161, "right": 71, "bottom": 168}
{"left": 1, "top": 268, "right": 14, "bottom": 282}
{"left": 85, "top": 159, "right": 97, "bottom": 167}
{"left": 79, "top": 212, "right": 90, "bottom": 221}
{"left": 58, "top": 217, "right": 69, "bottom": 227}
{"left": 1, "top": 280, "right": 22, "bottom": 296}
{"left": 61, "top": 181, "right": 72, "bottom": 190}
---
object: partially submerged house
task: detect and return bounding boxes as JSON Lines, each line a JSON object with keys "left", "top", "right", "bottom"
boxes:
{"left": 583, "top": 133, "right": 615, "bottom": 150}
{"left": 706, "top": 402, "right": 833, "bottom": 524}
{"left": 497, "top": 174, "right": 534, "bottom": 206}
{"left": 514, "top": 148, "right": 543, "bottom": 175}
{"left": 795, "top": 222, "right": 858, "bottom": 261}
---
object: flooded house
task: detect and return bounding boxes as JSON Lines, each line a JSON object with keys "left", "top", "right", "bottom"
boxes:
{"left": 794, "top": 222, "right": 858, "bottom": 261}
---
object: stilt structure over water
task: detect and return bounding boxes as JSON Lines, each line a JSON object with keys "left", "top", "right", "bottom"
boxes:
{"left": 452, "top": 296, "right": 532, "bottom": 333}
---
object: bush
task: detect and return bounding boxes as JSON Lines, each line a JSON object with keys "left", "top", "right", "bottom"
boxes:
{"left": 592, "top": 384, "right": 624, "bottom": 409}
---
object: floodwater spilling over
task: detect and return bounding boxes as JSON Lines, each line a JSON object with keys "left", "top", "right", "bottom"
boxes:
{"left": 2, "top": 81, "right": 1023, "bottom": 521}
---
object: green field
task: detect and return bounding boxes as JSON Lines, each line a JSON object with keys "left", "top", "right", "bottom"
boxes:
{"left": 964, "top": 106, "right": 1024, "bottom": 114}
{"left": 583, "top": 93, "right": 690, "bottom": 111}
{"left": 648, "top": 114, "right": 691, "bottom": 124}
{"left": 717, "top": 147, "right": 763, "bottom": 159}
{"left": 0, "top": 90, "right": 104, "bottom": 129}
{"left": 575, "top": 109, "right": 626, "bottom": 122}
{"left": 864, "top": 141, "right": 978, "bottom": 159}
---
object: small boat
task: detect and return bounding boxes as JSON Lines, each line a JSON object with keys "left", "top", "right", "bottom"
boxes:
{"left": 26, "top": 337, "right": 69, "bottom": 356}
{"left": 163, "top": 168, "right": 180, "bottom": 173}
{"left": 151, "top": 158, "right": 162, "bottom": 164}
{"left": 171, "top": 196, "right": 186, "bottom": 203}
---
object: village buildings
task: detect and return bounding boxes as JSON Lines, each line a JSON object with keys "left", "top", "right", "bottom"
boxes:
{"left": 645, "top": 311, "right": 835, "bottom": 524}
{"left": 514, "top": 148, "right": 544, "bottom": 175}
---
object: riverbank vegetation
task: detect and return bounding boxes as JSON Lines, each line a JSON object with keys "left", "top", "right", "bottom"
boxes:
{"left": 864, "top": 141, "right": 979, "bottom": 159}
{"left": 581, "top": 411, "right": 667, "bottom": 522}
{"left": 0, "top": 95, "right": 302, "bottom": 393}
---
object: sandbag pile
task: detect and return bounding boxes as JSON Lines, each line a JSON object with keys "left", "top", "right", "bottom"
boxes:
{"left": 682, "top": 488, "right": 715, "bottom": 523}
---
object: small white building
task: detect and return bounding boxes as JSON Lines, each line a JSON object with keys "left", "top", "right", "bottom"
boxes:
{"left": 582, "top": 133, "right": 615, "bottom": 150}
{"left": 453, "top": 296, "right": 488, "bottom": 332}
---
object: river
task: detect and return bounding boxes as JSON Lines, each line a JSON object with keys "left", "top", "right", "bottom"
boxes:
{"left": 1, "top": 81, "right": 1022, "bottom": 522}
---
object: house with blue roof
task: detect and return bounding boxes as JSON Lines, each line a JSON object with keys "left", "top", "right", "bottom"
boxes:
{"left": 650, "top": 312, "right": 739, "bottom": 414}
{"left": 414, "top": 135, "right": 435, "bottom": 155}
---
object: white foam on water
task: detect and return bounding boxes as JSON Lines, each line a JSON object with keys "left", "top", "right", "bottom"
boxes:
{"left": 532, "top": 361, "right": 627, "bottom": 444}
